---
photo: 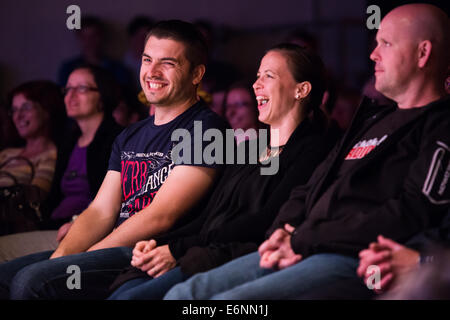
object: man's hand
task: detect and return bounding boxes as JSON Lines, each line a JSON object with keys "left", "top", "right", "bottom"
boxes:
{"left": 259, "top": 224, "right": 302, "bottom": 270}
{"left": 87, "top": 166, "right": 217, "bottom": 251}
{"left": 357, "top": 235, "right": 420, "bottom": 293}
{"left": 131, "top": 241, "right": 176, "bottom": 278}
{"left": 56, "top": 222, "right": 73, "bottom": 243}
{"left": 131, "top": 239, "right": 157, "bottom": 268}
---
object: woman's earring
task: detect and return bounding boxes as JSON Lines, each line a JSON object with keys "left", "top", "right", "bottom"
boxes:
{"left": 295, "top": 93, "right": 300, "bottom": 99}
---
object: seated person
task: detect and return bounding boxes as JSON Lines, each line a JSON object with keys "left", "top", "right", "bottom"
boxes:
{"left": 358, "top": 208, "right": 450, "bottom": 295}
{"left": 108, "top": 43, "right": 338, "bottom": 300}
{"left": 0, "top": 66, "right": 123, "bottom": 262}
{"left": 0, "top": 80, "right": 65, "bottom": 236}
{"left": 163, "top": 4, "right": 450, "bottom": 300}
{"left": 48, "top": 65, "right": 124, "bottom": 231}
{"left": 0, "top": 20, "right": 229, "bottom": 300}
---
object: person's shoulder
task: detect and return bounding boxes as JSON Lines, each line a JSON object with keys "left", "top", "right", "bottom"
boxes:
{"left": 425, "top": 96, "right": 450, "bottom": 114}
{"left": 40, "top": 144, "right": 57, "bottom": 160}
{"left": 413, "top": 97, "right": 450, "bottom": 146}
{"left": 421, "top": 96, "right": 450, "bottom": 125}
{"left": 288, "top": 118, "right": 335, "bottom": 147}
{"left": 115, "top": 116, "right": 153, "bottom": 140}
{"left": 188, "top": 100, "right": 230, "bottom": 131}
{"left": 0, "top": 147, "right": 22, "bottom": 160}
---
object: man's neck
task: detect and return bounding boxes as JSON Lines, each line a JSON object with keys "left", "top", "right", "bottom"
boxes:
{"left": 396, "top": 78, "right": 446, "bottom": 109}
{"left": 269, "top": 109, "right": 306, "bottom": 147}
{"left": 153, "top": 96, "right": 199, "bottom": 125}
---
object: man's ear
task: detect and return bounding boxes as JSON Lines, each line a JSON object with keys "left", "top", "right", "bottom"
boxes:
{"left": 192, "top": 64, "right": 206, "bottom": 86}
{"left": 417, "top": 40, "right": 432, "bottom": 68}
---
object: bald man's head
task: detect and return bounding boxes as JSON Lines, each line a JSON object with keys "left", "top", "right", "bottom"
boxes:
{"left": 370, "top": 4, "right": 449, "bottom": 104}
{"left": 386, "top": 4, "right": 449, "bottom": 68}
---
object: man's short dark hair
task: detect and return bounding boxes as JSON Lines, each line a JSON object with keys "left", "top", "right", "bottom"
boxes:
{"left": 145, "top": 20, "right": 208, "bottom": 70}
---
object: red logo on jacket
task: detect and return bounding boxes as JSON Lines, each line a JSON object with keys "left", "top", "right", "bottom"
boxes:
{"left": 345, "top": 134, "right": 388, "bottom": 160}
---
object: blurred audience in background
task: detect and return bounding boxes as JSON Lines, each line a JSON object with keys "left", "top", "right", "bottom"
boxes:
{"left": 0, "top": 100, "right": 21, "bottom": 151}
{"left": 224, "top": 82, "right": 259, "bottom": 144}
{"left": 0, "top": 80, "right": 66, "bottom": 235}
{"left": 123, "top": 16, "right": 154, "bottom": 94}
{"left": 0, "top": 65, "right": 123, "bottom": 262}
{"left": 330, "top": 87, "right": 360, "bottom": 131}
{"left": 285, "top": 29, "right": 319, "bottom": 52}
{"left": 57, "top": 16, "right": 132, "bottom": 90}
{"left": 48, "top": 65, "right": 123, "bottom": 232}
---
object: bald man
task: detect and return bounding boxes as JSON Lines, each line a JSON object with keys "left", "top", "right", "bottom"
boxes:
{"left": 163, "top": 4, "right": 450, "bottom": 300}
{"left": 356, "top": 4, "right": 450, "bottom": 294}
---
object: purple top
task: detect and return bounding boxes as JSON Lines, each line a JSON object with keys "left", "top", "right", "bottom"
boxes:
{"left": 51, "top": 145, "right": 92, "bottom": 221}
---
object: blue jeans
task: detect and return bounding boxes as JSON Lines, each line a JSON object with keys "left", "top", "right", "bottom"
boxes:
{"left": 164, "top": 251, "right": 373, "bottom": 300}
{"left": 0, "top": 247, "right": 132, "bottom": 300}
{"left": 108, "top": 267, "right": 188, "bottom": 300}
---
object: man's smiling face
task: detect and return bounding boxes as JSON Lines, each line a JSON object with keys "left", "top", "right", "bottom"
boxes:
{"left": 140, "top": 36, "right": 195, "bottom": 108}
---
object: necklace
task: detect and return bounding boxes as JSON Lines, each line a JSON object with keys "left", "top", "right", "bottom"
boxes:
{"left": 259, "top": 144, "right": 285, "bottom": 163}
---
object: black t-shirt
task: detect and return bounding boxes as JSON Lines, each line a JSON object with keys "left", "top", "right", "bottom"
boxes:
{"left": 309, "top": 107, "right": 423, "bottom": 219}
{"left": 108, "top": 100, "right": 229, "bottom": 226}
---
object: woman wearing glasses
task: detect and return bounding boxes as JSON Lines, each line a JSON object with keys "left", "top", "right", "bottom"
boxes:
{"left": 0, "top": 66, "right": 122, "bottom": 261}
{"left": 48, "top": 65, "right": 123, "bottom": 239}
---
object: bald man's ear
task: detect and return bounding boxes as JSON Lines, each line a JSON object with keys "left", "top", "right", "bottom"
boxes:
{"left": 417, "top": 40, "right": 432, "bottom": 69}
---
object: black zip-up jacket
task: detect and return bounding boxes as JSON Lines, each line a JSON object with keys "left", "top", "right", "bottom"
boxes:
{"left": 110, "top": 118, "right": 340, "bottom": 286}
{"left": 268, "top": 96, "right": 450, "bottom": 258}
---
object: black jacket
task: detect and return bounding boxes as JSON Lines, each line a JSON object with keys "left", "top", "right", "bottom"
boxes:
{"left": 110, "top": 118, "right": 340, "bottom": 285}
{"left": 160, "top": 118, "right": 340, "bottom": 275}
{"left": 44, "top": 115, "right": 123, "bottom": 227}
{"left": 269, "top": 96, "right": 450, "bottom": 258}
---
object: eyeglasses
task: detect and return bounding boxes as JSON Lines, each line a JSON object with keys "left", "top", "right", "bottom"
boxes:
{"left": 62, "top": 85, "right": 99, "bottom": 96}
{"left": 8, "top": 102, "right": 35, "bottom": 116}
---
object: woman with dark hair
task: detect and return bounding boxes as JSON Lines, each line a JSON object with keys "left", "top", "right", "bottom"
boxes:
{"left": 47, "top": 65, "right": 123, "bottom": 236}
{"left": 0, "top": 66, "right": 123, "bottom": 261}
{"left": 0, "top": 80, "right": 65, "bottom": 235}
{"left": 108, "top": 43, "right": 339, "bottom": 299}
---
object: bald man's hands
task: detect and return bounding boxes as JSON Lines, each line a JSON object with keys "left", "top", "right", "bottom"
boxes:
{"left": 357, "top": 235, "right": 420, "bottom": 293}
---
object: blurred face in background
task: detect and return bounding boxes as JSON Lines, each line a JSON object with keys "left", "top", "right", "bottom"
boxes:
{"left": 225, "top": 87, "right": 257, "bottom": 131}
{"left": 209, "top": 90, "right": 226, "bottom": 116}
{"left": 64, "top": 68, "right": 103, "bottom": 120}
{"left": 78, "top": 25, "right": 104, "bottom": 58}
{"left": 11, "top": 93, "right": 49, "bottom": 140}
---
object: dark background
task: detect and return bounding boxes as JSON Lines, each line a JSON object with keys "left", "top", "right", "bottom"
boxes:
{"left": 0, "top": 0, "right": 448, "bottom": 99}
